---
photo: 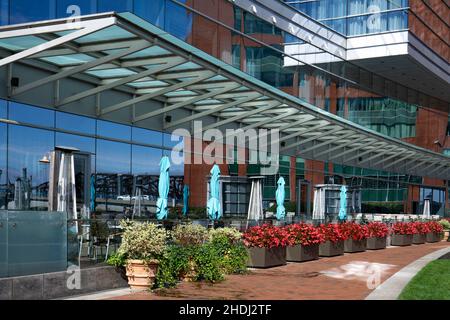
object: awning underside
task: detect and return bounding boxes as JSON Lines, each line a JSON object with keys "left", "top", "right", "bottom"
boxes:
{"left": 0, "top": 12, "right": 448, "bottom": 179}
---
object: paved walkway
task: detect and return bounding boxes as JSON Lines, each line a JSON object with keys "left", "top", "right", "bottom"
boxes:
{"left": 107, "top": 241, "right": 450, "bottom": 300}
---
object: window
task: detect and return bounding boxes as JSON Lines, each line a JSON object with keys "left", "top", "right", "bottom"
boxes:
{"left": 97, "top": 120, "right": 131, "bottom": 141}
{"left": 96, "top": 139, "right": 131, "bottom": 174}
{"left": 0, "top": 0, "right": 8, "bottom": 25}
{"left": 56, "top": 0, "right": 96, "bottom": 18}
{"left": 165, "top": 0, "right": 192, "bottom": 41}
{"left": 56, "top": 112, "right": 95, "bottom": 135}
{"left": 0, "top": 99, "right": 6, "bottom": 118}
{"left": 0, "top": 123, "right": 6, "bottom": 209}
{"left": 134, "top": 0, "right": 165, "bottom": 28}
{"left": 132, "top": 127, "right": 163, "bottom": 146}
{"left": 55, "top": 132, "right": 95, "bottom": 154}
{"left": 9, "top": 102, "right": 55, "bottom": 127}
{"left": 97, "top": 0, "right": 132, "bottom": 13}
{"left": 7, "top": 125, "right": 54, "bottom": 210}
{"left": 10, "top": 0, "right": 56, "bottom": 24}
{"left": 132, "top": 145, "right": 163, "bottom": 201}
{"left": 232, "top": 44, "right": 241, "bottom": 69}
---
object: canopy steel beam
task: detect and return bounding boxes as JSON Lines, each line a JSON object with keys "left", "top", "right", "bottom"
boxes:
{"left": 202, "top": 101, "right": 282, "bottom": 132}
{"left": 382, "top": 152, "right": 418, "bottom": 170}
{"left": 164, "top": 94, "right": 262, "bottom": 129}
{"left": 344, "top": 142, "right": 389, "bottom": 162}
{"left": 101, "top": 71, "right": 215, "bottom": 116}
{"left": 279, "top": 121, "right": 330, "bottom": 142}
{"left": 296, "top": 131, "right": 355, "bottom": 155}
{"left": 0, "top": 19, "right": 116, "bottom": 68}
{"left": 134, "top": 82, "right": 241, "bottom": 122}
{"left": 12, "top": 40, "right": 151, "bottom": 96}
{"left": 314, "top": 135, "right": 367, "bottom": 158}
{"left": 56, "top": 56, "right": 186, "bottom": 107}
{"left": 280, "top": 126, "right": 346, "bottom": 152}
{"left": 371, "top": 151, "right": 413, "bottom": 168}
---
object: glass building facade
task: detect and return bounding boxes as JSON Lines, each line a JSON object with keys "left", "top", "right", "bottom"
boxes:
{"left": 0, "top": 0, "right": 448, "bottom": 218}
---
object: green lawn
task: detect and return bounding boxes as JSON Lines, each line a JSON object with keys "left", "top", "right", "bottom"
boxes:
{"left": 399, "top": 260, "right": 450, "bottom": 300}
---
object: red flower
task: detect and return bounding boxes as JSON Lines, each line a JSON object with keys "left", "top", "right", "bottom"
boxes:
{"left": 366, "top": 222, "right": 389, "bottom": 238}
{"left": 426, "top": 221, "right": 444, "bottom": 233}
{"left": 316, "top": 224, "right": 346, "bottom": 243}
{"left": 391, "top": 222, "right": 416, "bottom": 235}
{"left": 242, "top": 224, "right": 289, "bottom": 248}
{"left": 284, "top": 223, "right": 325, "bottom": 246}
{"left": 338, "top": 222, "right": 369, "bottom": 241}
{"left": 412, "top": 222, "right": 431, "bottom": 235}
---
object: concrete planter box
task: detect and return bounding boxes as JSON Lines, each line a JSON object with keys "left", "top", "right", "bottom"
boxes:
{"left": 246, "top": 246, "right": 286, "bottom": 268}
{"left": 426, "top": 232, "right": 442, "bottom": 243}
{"left": 344, "top": 239, "right": 367, "bottom": 253}
{"left": 412, "top": 234, "right": 426, "bottom": 244}
{"left": 367, "top": 237, "right": 386, "bottom": 250}
{"left": 391, "top": 234, "right": 413, "bottom": 246}
{"left": 319, "top": 240, "right": 344, "bottom": 257}
{"left": 286, "top": 244, "right": 319, "bottom": 262}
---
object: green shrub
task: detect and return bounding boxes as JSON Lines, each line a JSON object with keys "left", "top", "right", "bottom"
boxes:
{"left": 117, "top": 220, "right": 168, "bottom": 261}
{"left": 155, "top": 245, "right": 191, "bottom": 288}
{"left": 192, "top": 243, "right": 224, "bottom": 282}
{"left": 361, "top": 202, "right": 403, "bottom": 214}
{"left": 211, "top": 234, "right": 248, "bottom": 275}
{"left": 187, "top": 207, "right": 207, "bottom": 219}
{"left": 439, "top": 219, "right": 450, "bottom": 230}
{"left": 171, "top": 223, "right": 209, "bottom": 246}
{"left": 107, "top": 252, "right": 126, "bottom": 267}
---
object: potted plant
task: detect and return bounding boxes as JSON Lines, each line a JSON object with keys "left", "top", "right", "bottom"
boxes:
{"left": 171, "top": 223, "right": 209, "bottom": 281}
{"left": 243, "top": 224, "right": 288, "bottom": 268}
{"left": 117, "top": 220, "right": 167, "bottom": 290}
{"left": 426, "top": 221, "right": 444, "bottom": 243}
{"left": 412, "top": 222, "right": 429, "bottom": 244}
{"left": 339, "top": 222, "right": 368, "bottom": 253}
{"left": 317, "top": 224, "right": 346, "bottom": 257}
{"left": 439, "top": 219, "right": 450, "bottom": 241}
{"left": 285, "top": 223, "right": 324, "bottom": 262}
{"left": 366, "top": 222, "right": 389, "bottom": 250}
{"left": 390, "top": 222, "right": 415, "bottom": 246}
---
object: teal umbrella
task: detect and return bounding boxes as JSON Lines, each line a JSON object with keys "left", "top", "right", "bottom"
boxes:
{"left": 156, "top": 156, "right": 171, "bottom": 220}
{"left": 339, "top": 185, "right": 347, "bottom": 221}
{"left": 89, "top": 175, "right": 95, "bottom": 212}
{"left": 207, "top": 164, "right": 221, "bottom": 220}
{"left": 182, "top": 184, "right": 189, "bottom": 216}
{"left": 275, "top": 177, "right": 286, "bottom": 220}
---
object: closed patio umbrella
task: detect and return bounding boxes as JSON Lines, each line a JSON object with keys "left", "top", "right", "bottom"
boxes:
{"left": 207, "top": 164, "right": 221, "bottom": 220}
{"left": 338, "top": 185, "right": 347, "bottom": 221}
{"left": 275, "top": 176, "right": 286, "bottom": 220}
{"left": 156, "top": 156, "right": 171, "bottom": 220}
{"left": 247, "top": 176, "right": 263, "bottom": 221}
{"left": 90, "top": 175, "right": 95, "bottom": 213}
{"left": 423, "top": 198, "right": 431, "bottom": 219}
{"left": 182, "top": 184, "right": 189, "bottom": 216}
{"left": 313, "top": 188, "right": 325, "bottom": 220}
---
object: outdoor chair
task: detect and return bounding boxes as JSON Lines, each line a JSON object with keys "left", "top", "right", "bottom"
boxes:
{"left": 373, "top": 215, "right": 383, "bottom": 222}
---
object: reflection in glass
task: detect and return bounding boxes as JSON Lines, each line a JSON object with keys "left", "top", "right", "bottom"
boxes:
{"left": 132, "top": 126, "right": 163, "bottom": 146}
{"left": 0, "top": 123, "right": 6, "bottom": 209}
{"left": 10, "top": 0, "right": 55, "bottom": 24}
{"left": 97, "top": 120, "right": 131, "bottom": 141}
{"left": 9, "top": 102, "right": 55, "bottom": 127}
{"left": 7, "top": 125, "right": 54, "bottom": 210}
{"left": 165, "top": 0, "right": 192, "bottom": 41}
{"left": 97, "top": 0, "right": 132, "bottom": 12}
{"left": 56, "top": 112, "right": 95, "bottom": 135}
{"left": 134, "top": 0, "right": 165, "bottom": 28}
{"left": 0, "top": 99, "right": 6, "bottom": 118}
{"left": 56, "top": 0, "right": 96, "bottom": 17}
{"left": 132, "top": 145, "right": 162, "bottom": 202}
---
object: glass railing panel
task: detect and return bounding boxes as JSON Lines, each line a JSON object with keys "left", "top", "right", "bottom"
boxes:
{"left": 7, "top": 211, "right": 67, "bottom": 277}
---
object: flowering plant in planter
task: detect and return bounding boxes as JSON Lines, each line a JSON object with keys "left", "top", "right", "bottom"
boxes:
{"left": 391, "top": 222, "right": 416, "bottom": 235}
{"left": 338, "top": 222, "right": 369, "bottom": 241}
{"left": 366, "top": 222, "right": 389, "bottom": 238}
{"left": 243, "top": 224, "right": 289, "bottom": 248}
{"left": 317, "top": 224, "right": 346, "bottom": 243}
{"left": 284, "top": 223, "right": 324, "bottom": 246}
{"left": 427, "top": 221, "right": 444, "bottom": 233}
{"left": 412, "top": 222, "right": 431, "bottom": 235}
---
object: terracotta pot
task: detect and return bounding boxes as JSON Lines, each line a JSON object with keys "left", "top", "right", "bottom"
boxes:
{"left": 125, "top": 259, "right": 159, "bottom": 290}
{"left": 344, "top": 239, "right": 367, "bottom": 253}
{"left": 367, "top": 237, "right": 386, "bottom": 250}
{"left": 286, "top": 244, "right": 319, "bottom": 262}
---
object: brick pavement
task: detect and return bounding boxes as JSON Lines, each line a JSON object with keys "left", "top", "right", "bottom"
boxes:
{"left": 109, "top": 241, "right": 450, "bottom": 300}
